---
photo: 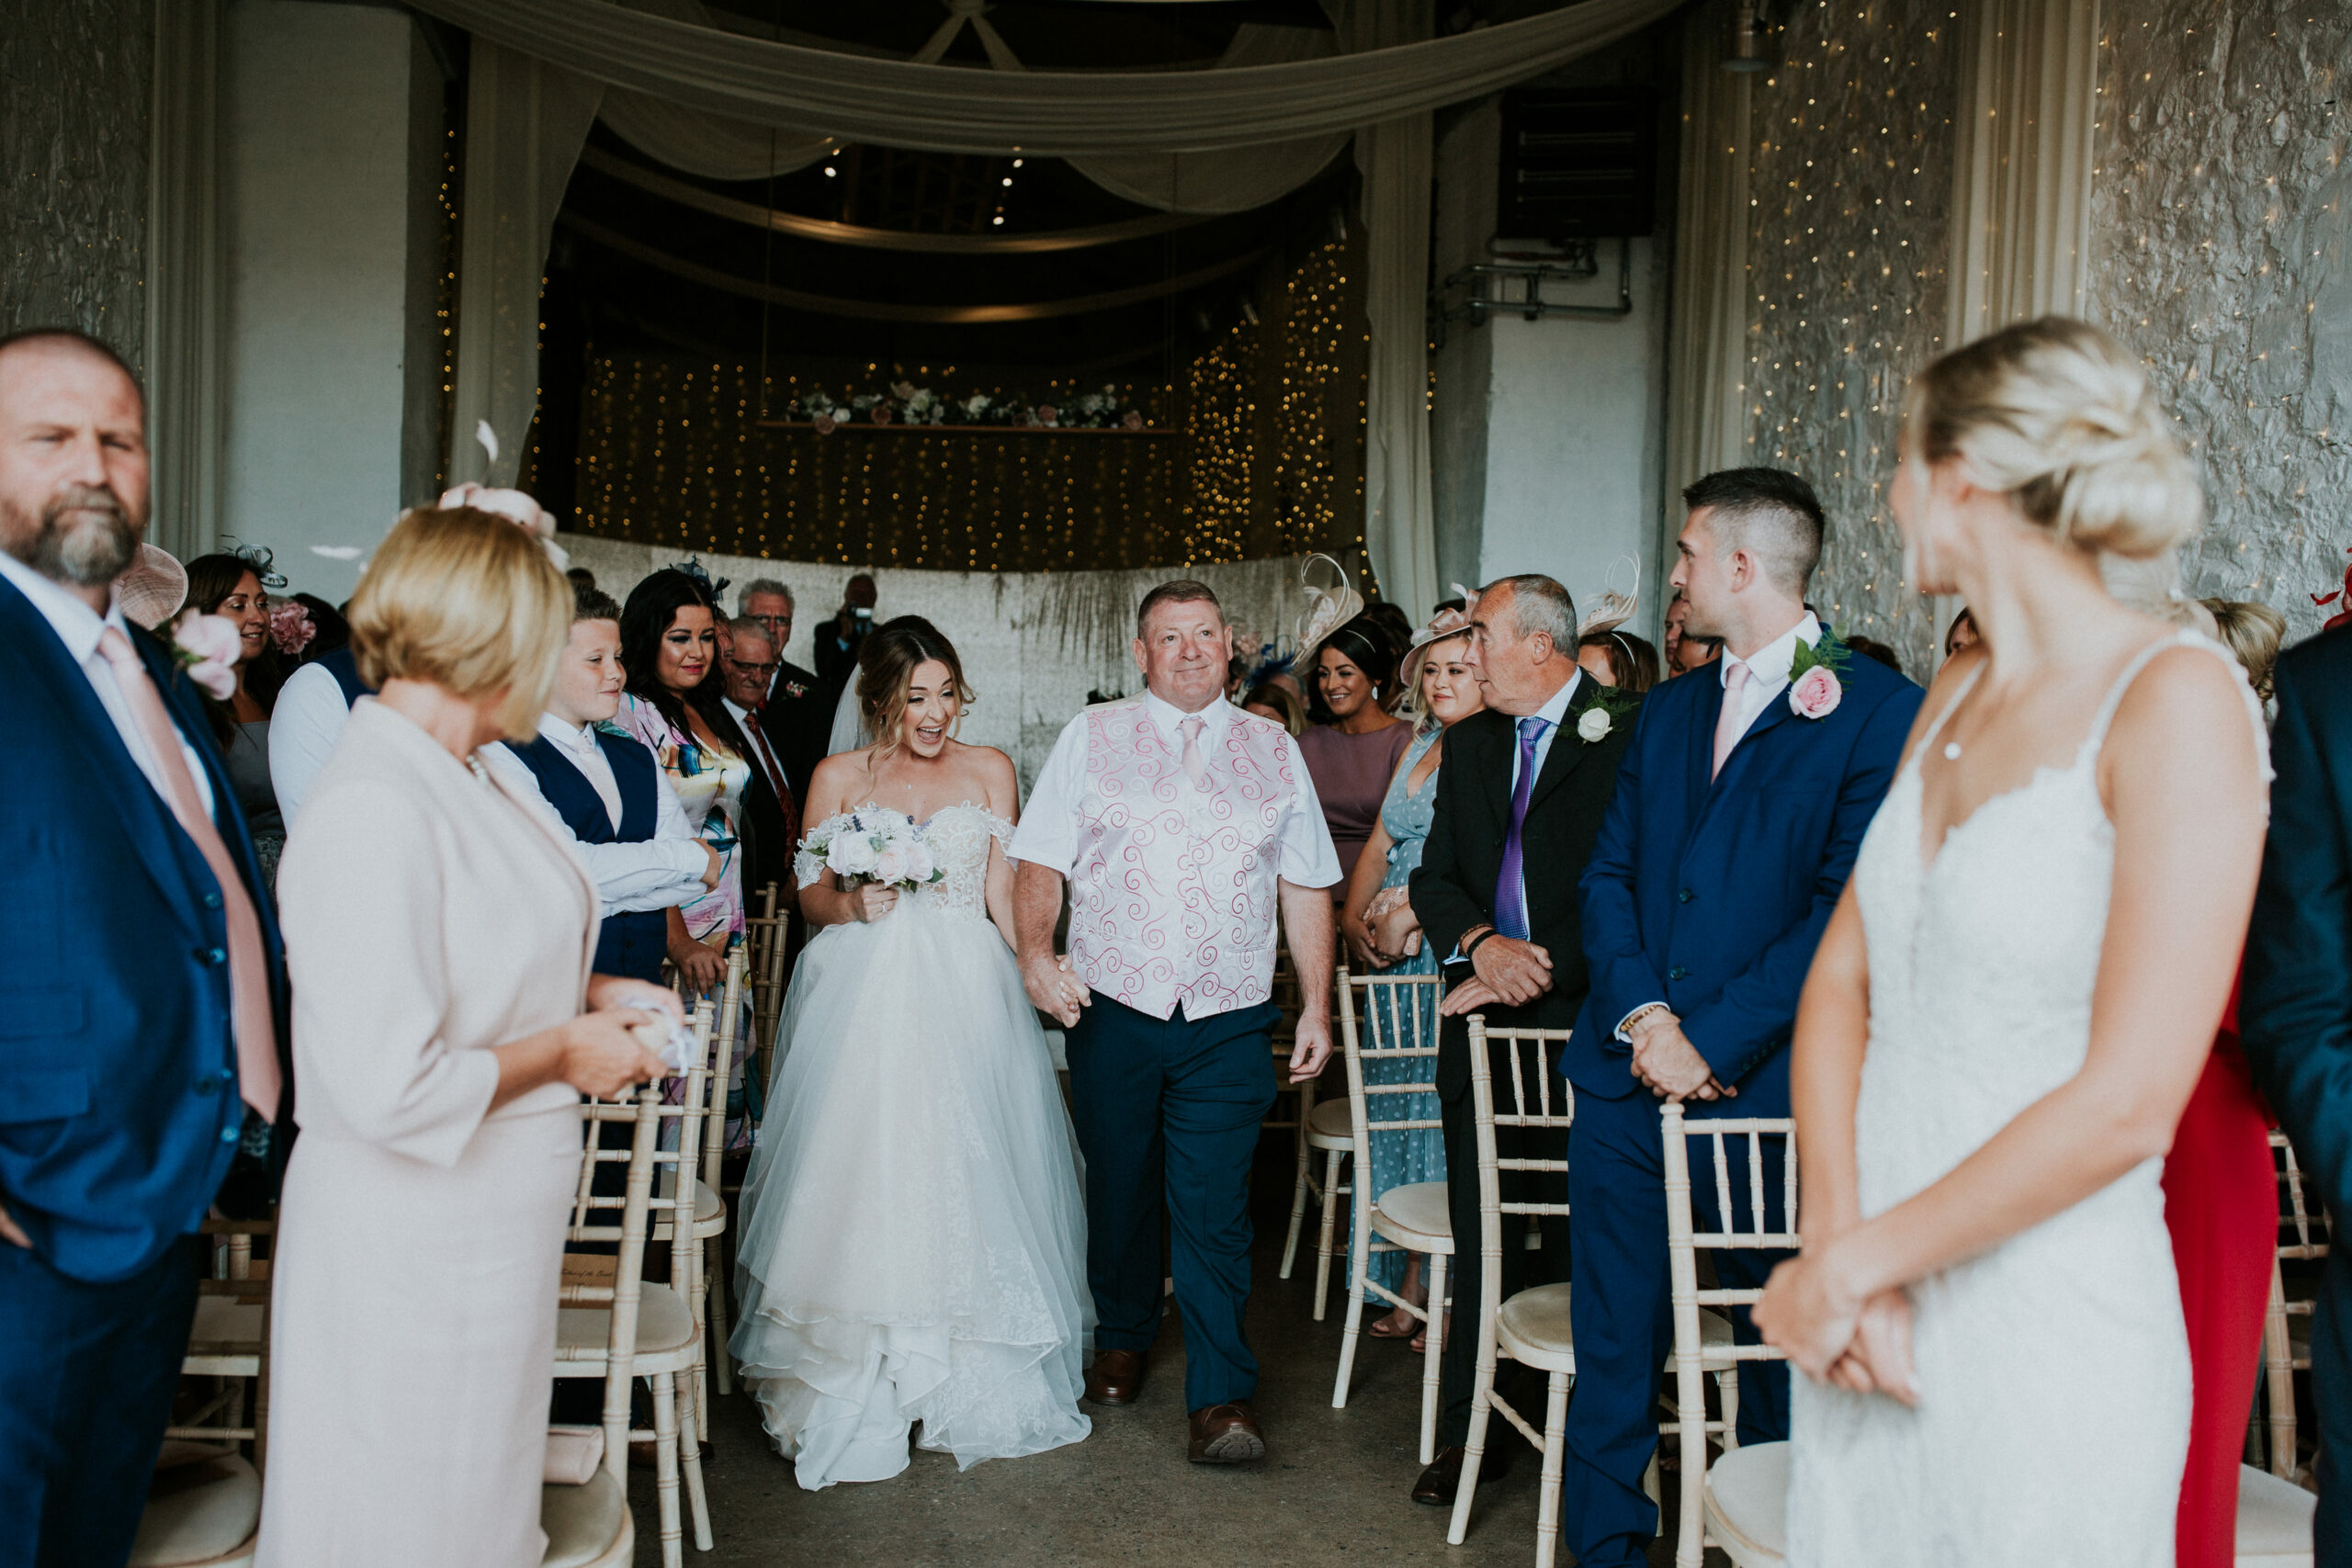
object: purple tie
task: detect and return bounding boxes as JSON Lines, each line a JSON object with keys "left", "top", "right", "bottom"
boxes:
{"left": 1493, "top": 716, "right": 1550, "bottom": 942}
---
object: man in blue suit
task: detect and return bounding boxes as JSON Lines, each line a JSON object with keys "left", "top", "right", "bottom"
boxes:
{"left": 0, "top": 329, "right": 288, "bottom": 1568}
{"left": 2243, "top": 625, "right": 2352, "bottom": 1562}
{"left": 1563, "top": 468, "right": 1921, "bottom": 1568}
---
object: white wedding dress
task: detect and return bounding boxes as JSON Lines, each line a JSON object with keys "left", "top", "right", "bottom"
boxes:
{"left": 1788, "top": 633, "right": 2262, "bottom": 1565}
{"left": 729, "top": 804, "right": 1091, "bottom": 1488}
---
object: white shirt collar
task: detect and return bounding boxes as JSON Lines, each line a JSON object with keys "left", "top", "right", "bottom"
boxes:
{"left": 1525, "top": 668, "right": 1583, "bottom": 731}
{"left": 0, "top": 550, "right": 129, "bottom": 663}
{"left": 538, "top": 714, "right": 600, "bottom": 759}
{"left": 1724, "top": 611, "right": 1822, "bottom": 691}
{"left": 1142, "top": 688, "right": 1232, "bottom": 741}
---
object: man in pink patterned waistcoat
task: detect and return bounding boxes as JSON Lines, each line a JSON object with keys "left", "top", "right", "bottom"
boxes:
{"left": 1011, "top": 580, "right": 1340, "bottom": 1465}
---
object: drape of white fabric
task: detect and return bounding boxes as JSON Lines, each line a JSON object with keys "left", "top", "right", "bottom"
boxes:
{"left": 1347, "top": 0, "right": 1441, "bottom": 621}
{"left": 1662, "top": 0, "right": 1756, "bottom": 498}
{"left": 401, "top": 0, "right": 1682, "bottom": 155}
{"left": 144, "top": 0, "right": 226, "bottom": 562}
{"left": 1944, "top": 0, "right": 2100, "bottom": 338}
{"left": 446, "top": 40, "right": 604, "bottom": 487}
{"left": 1066, "top": 25, "right": 1351, "bottom": 215}
{"left": 1931, "top": 0, "right": 2099, "bottom": 653}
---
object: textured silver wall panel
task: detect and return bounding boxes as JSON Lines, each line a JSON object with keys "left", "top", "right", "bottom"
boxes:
{"left": 2, "top": 0, "right": 155, "bottom": 367}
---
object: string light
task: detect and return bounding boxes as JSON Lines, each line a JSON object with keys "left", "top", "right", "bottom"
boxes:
{"left": 572, "top": 241, "right": 1363, "bottom": 572}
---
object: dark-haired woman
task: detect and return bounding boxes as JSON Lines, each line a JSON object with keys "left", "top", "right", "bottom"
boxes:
{"left": 1299, "top": 615, "right": 1410, "bottom": 899}
{"left": 732, "top": 617, "right": 1091, "bottom": 1488}
{"left": 612, "top": 569, "right": 752, "bottom": 998}
{"left": 185, "top": 552, "right": 289, "bottom": 886}
{"left": 1577, "top": 627, "right": 1662, "bottom": 694}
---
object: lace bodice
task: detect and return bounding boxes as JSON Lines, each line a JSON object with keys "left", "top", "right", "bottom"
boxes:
{"left": 795, "top": 803, "right": 1012, "bottom": 921}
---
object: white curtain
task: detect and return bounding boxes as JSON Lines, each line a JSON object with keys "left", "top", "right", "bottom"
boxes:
{"left": 1662, "top": 0, "right": 1755, "bottom": 496}
{"left": 1347, "top": 0, "right": 1440, "bottom": 620}
{"left": 403, "top": 0, "right": 1682, "bottom": 155}
{"left": 145, "top": 0, "right": 226, "bottom": 561}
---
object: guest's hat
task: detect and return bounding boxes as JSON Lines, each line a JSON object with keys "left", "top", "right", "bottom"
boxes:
{"left": 117, "top": 544, "right": 188, "bottom": 630}
{"left": 1292, "top": 553, "right": 1363, "bottom": 653}
{"left": 1403, "top": 589, "right": 1478, "bottom": 658}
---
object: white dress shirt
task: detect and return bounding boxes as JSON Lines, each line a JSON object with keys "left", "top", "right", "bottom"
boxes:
{"left": 269, "top": 659, "right": 351, "bottom": 826}
{"left": 3, "top": 550, "right": 215, "bottom": 816}
{"left": 1451, "top": 669, "right": 1582, "bottom": 962}
{"left": 1010, "top": 690, "right": 1343, "bottom": 887}
{"left": 722, "top": 697, "right": 792, "bottom": 806}
{"left": 482, "top": 716, "right": 708, "bottom": 917}
{"left": 1612, "top": 612, "right": 1820, "bottom": 1041}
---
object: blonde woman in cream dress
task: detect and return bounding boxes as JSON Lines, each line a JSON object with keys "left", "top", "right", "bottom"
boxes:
{"left": 259, "top": 505, "right": 674, "bottom": 1568}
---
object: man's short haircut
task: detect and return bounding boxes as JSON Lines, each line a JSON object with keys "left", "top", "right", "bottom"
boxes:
{"left": 572, "top": 582, "right": 622, "bottom": 623}
{"left": 1480, "top": 573, "right": 1577, "bottom": 649}
{"left": 727, "top": 615, "right": 775, "bottom": 650}
{"left": 1136, "top": 580, "right": 1223, "bottom": 638}
{"left": 738, "top": 577, "right": 794, "bottom": 613}
{"left": 0, "top": 326, "right": 143, "bottom": 404}
{"left": 1681, "top": 467, "right": 1826, "bottom": 594}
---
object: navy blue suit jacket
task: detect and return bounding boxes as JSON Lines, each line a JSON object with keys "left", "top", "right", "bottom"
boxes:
{"left": 1572, "top": 635, "right": 1921, "bottom": 1112}
{"left": 0, "top": 573, "right": 287, "bottom": 1282}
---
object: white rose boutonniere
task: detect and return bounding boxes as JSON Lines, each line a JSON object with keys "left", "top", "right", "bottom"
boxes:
{"left": 1576, "top": 707, "right": 1613, "bottom": 743}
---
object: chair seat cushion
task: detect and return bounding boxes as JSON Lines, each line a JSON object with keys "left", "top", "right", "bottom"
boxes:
{"left": 129, "top": 1452, "right": 260, "bottom": 1567}
{"left": 1305, "top": 1097, "right": 1354, "bottom": 1150}
{"left": 1703, "top": 1439, "right": 1789, "bottom": 1563}
{"left": 556, "top": 1281, "right": 696, "bottom": 1369}
{"left": 1372, "top": 1181, "right": 1452, "bottom": 1252}
{"left": 541, "top": 1468, "right": 630, "bottom": 1568}
{"left": 2236, "top": 1464, "right": 2318, "bottom": 1567}
{"left": 1498, "top": 1282, "right": 1575, "bottom": 1372}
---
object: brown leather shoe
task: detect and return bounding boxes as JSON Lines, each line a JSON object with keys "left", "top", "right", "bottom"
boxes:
{"left": 1187, "top": 1402, "right": 1266, "bottom": 1463}
{"left": 1410, "top": 1443, "right": 1510, "bottom": 1506}
{"left": 1085, "top": 1348, "right": 1146, "bottom": 1406}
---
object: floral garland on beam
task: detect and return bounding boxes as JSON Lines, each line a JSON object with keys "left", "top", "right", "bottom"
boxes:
{"left": 786, "top": 380, "right": 1147, "bottom": 434}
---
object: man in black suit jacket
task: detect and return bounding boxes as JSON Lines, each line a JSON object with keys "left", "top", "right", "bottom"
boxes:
{"left": 719, "top": 618, "right": 798, "bottom": 911}
{"left": 2242, "top": 624, "right": 2352, "bottom": 1558}
{"left": 737, "top": 579, "right": 829, "bottom": 807}
{"left": 1408, "top": 573, "right": 1639, "bottom": 1504}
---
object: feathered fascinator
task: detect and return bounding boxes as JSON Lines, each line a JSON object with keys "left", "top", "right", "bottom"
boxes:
{"left": 226, "top": 541, "right": 288, "bottom": 591}
{"left": 668, "top": 557, "right": 730, "bottom": 599}
{"left": 1577, "top": 556, "right": 1642, "bottom": 639}
{"left": 1405, "top": 589, "right": 1478, "bottom": 658}
{"left": 1293, "top": 553, "right": 1363, "bottom": 653}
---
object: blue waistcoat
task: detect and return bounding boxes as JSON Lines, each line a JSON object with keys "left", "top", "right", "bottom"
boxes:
{"left": 509, "top": 728, "right": 669, "bottom": 984}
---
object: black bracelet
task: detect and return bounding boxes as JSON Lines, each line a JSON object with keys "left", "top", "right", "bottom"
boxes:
{"left": 1464, "top": 928, "right": 1501, "bottom": 960}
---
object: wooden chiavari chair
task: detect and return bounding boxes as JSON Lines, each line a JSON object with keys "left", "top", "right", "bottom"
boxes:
{"left": 2258, "top": 1129, "right": 2331, "bottom": 1484}
{"left": 1329, "top": 971, "right": 1450, "bottom": 1463}
{"left": 556, "top": 1022, "right": 711, "bottom": 1568}
{"left": 745, "top": 881, "right": 791, "bottom": 1095}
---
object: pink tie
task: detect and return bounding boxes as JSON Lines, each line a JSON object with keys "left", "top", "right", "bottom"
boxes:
{"left": 98, "top": 627, "right": 281, "bottom": 1120}
{"left": 1179, "top": 715, "right": 1209, "bottom": 790}
{"left": 1711, "top": 660, "right": 1751, "bottom": 781}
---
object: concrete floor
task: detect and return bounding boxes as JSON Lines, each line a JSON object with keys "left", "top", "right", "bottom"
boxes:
{"left": 631, "top": 1135, "right": 1719, "bottom": 1568}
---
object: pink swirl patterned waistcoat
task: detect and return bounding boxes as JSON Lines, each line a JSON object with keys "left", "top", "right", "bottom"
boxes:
{"left": 1067, "top": 699, "right": 1300, "bottom": 1021}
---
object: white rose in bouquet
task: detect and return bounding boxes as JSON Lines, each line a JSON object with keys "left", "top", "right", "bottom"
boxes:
{"left": 872, "top": 843, "right": 910, "bottom": 885}
{"left": 830, "top": 830, "right": 880, "bottom": 878}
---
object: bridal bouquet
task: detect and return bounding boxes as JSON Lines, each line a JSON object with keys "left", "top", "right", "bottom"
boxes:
{"left": 798, "top": 808, "right": 944, "bottom": 892}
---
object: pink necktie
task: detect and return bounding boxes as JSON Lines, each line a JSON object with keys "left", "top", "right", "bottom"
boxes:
{"left": 1711, "top": 660, "right": 1752, "bottom": 781}
{"left": 98, "top": 627, "right": 281, "bottom": 1120}
{"left": 1179, "top": 715, "right": 1209, "bottom": 789}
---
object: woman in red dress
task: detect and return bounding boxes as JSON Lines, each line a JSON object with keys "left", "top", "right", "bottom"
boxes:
{"left": 2164, "top": 599, "right": 2289, "bottom": 1568}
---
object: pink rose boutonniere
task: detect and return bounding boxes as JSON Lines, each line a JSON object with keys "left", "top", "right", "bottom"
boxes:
{"left": 171, "top": 612, "right": 242, "bottom": 700}
{"left": 1786, "top": 630, "right": 1852, "bottom": 720}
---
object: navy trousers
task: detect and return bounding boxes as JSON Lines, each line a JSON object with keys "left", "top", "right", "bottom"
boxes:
{"left": 0, "top": 1235, "right": 202, "bottom": 1568}
{"left": 1561, "top": 1089, "right": 1792, "bottom": 1568}
{"left": 1065, "top": 996, "right": 1278, "bottom": 1412}
{"left": 2312, "top": 1247, "right": 2352, "bottom": 1564}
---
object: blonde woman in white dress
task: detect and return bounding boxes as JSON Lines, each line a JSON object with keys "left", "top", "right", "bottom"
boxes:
{"left": 732, "top": 616, "right": 1091, "bottom": 1488}
{"left": 1754, "top": 318, "right": 2269, "bottom": 1566}
{"left": 260, "top": 505, "right": 675, "bottom": 1567}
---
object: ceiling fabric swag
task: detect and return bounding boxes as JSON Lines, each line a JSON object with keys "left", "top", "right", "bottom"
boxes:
{"left": 402, "top": 0, "right": 1685, "bottom": 155}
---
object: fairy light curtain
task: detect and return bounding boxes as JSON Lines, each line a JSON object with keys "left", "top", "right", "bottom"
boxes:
{"left": 567, "top": 241, "right": 1364, "bottom": 573}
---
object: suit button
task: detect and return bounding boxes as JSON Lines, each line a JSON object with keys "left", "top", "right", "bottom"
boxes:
{"left": 202, "top": 892, "right": 223, "bottom": 909}
{"left": 200, "top": 947, "right": 227, "bottom": 966}
{"left": 1668, "top": 965, "right": 1689, "bottom": 981}
{"left": 220, "top": 1124, "right": 242, "bottom": 1144}
{"left": 1677, "top": 888, "right": 1694, "bottom": 904}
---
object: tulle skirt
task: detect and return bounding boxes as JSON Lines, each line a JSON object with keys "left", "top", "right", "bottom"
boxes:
{"left": 729, "top": 897, "right": 1092, "bottom": 1487}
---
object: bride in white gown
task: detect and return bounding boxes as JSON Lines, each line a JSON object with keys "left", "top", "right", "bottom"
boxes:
{"left": 730, "top": 618, "right": 1091, "bottom": 1488}
{"left": 1754, "top": 319, "right": 2269, "bottom": 1565}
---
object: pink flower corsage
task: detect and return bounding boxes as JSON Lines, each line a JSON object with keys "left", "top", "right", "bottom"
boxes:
{"left": 171, "top": 612, "right": 242, "bottom": 700}
{"left": 1789, "top": 663, "right": 1843, "bottom": 720}
{"left": 268, "top": 600, "right": 316, "bottom": 656}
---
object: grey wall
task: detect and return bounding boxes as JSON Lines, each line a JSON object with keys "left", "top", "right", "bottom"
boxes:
{"left": 2091, "top": 2, "right": 2352, "bottom": 642}
{"left": 2, "top": 0, "right": 155, "bottom": 365}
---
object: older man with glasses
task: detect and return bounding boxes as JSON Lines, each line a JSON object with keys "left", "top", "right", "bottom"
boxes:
{"left": 719, "top": 617, "right": 799, "bottom": 917}
{"left": 737, "top": 578, "right": 827, "bottom": 807}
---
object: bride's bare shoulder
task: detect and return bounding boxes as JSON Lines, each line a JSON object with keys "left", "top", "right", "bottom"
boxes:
{"left": 946, "top": 742, "right": 1019, "bottom": 815}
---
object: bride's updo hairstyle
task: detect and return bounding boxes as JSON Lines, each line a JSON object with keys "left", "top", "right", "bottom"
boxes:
{"left": 1903, "top": 316, "right": 2204, "bottom": 559}
{"left": 857, "top": 615, "right": 976, "bottom": 763}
